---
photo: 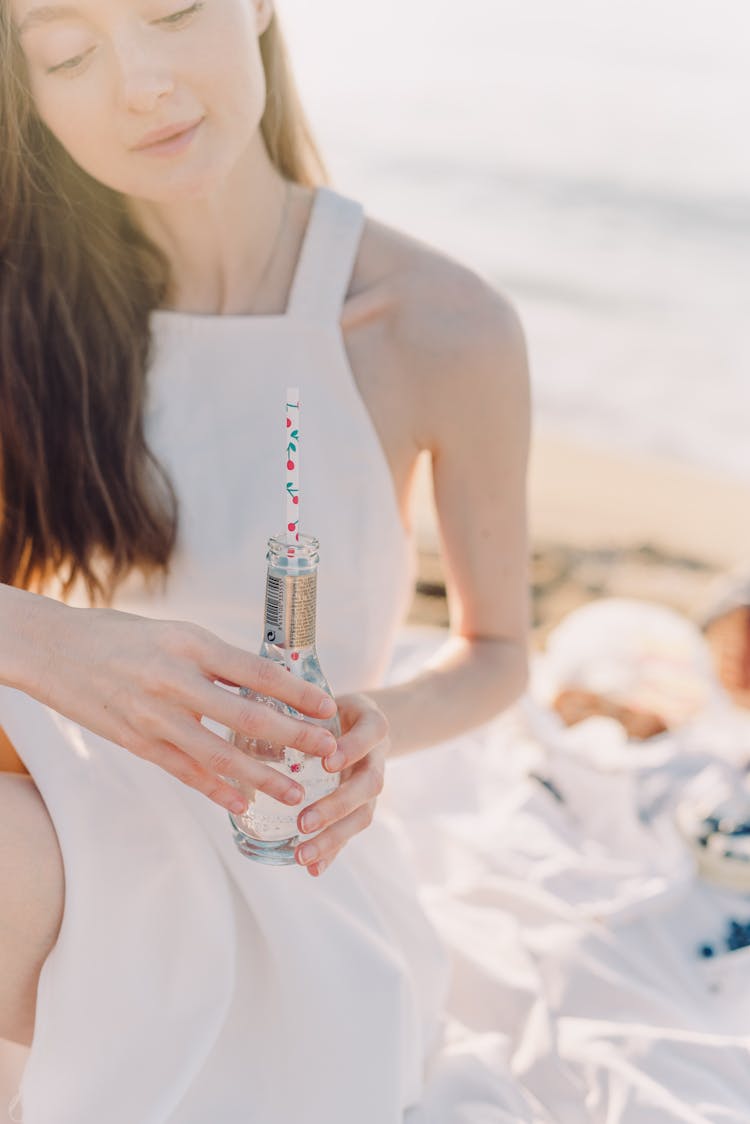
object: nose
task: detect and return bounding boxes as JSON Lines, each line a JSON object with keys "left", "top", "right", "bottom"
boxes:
{"left": 122, "top": 69, "right": 175, "bottom": 114}
{"left": 115, "top": 39, "right": 175, "bottom": 114}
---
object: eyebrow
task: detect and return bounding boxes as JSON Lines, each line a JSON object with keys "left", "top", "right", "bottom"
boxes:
{"left": 17, "top": 5, "right": 83, "bottom": 36}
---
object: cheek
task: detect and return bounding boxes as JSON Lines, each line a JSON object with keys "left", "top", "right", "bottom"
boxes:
{"left": 203, "top": 33, "right": 267, "bottom": 135}
{"left": 30, "top": 76, "right": 124, "bottom": 187}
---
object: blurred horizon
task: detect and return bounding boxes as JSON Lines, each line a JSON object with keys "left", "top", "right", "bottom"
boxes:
{"left": 280, "top": 0, "right": 750, "bottom": 483}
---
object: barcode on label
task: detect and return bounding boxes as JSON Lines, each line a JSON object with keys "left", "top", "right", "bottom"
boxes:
{"left": 265, "top": 573, "right": 284, "bottom": 629}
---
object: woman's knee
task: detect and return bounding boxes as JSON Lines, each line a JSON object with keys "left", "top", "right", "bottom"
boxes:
{"left": 0, "top": 774, "right": 64, "bottom": 1046}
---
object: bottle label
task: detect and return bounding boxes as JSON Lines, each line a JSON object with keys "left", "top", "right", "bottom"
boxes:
{"left": 264, "top": 571, "right": 317, "bottom": 649}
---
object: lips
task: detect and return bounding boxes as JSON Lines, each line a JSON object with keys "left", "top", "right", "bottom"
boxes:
{"left": 132, "top": 117, "right": 203, "bottom": 151}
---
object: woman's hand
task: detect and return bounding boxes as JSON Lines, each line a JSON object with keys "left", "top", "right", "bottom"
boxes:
{"left": 21, "top": 597, "right": 338, "bottom": 816}
{"left": 293, "top": 692, "right": 390, "bottom": 876}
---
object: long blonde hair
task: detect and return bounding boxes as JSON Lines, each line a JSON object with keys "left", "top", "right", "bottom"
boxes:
{"left": 0, "top": 8, "right": 328, "bottom": 603}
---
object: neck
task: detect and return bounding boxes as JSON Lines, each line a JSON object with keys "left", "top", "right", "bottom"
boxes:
{"left": 127, "top": 131, "right": 289, "bottom": 315}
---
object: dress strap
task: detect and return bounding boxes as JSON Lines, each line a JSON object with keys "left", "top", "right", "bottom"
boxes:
{"left": 286, "top": 186, "right": 365, "bottom": 322}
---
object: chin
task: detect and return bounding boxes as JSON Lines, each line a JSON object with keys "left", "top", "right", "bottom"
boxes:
{"left": 126, "top": 168, "right": 227, "bottom": 203}
{"left": 141, "top": 151, "right": 239, "bottom": 201}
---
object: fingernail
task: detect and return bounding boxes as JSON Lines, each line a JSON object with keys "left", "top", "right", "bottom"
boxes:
{"left": 318, "top": 732, "right": 337, "bottom": 754}
{"left": 229, "top": 799, "right": 248, "bottom": 814}
{"left": 298, "top": 843, "right": 318, "bottom": 864}
{"left": 318, "top": 697, "right": 337, "bottom": 717}
{"left": 301, "top": 810, "right": 321, "bottom": 832}
{"left": 286, "top": 785, "right": 305, "bottom": 805}
{"left": 325, "top": 749, "right": 344, "bottom": 771}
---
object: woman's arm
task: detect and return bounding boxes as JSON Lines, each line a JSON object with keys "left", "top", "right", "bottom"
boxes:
{"left": 357, "top": 267, "right": 531, "bottom": 760}
{"left": 0, "top": 584, "right": 57, "bottom": 695}
{"left": 294, "top": 267, "right": 531, "bottom": 872}
{"left": 0, "top": 583, "right": 339, "bottom": 806}
{"left": 363, "top": 635, "right": 527, "bottom": 760}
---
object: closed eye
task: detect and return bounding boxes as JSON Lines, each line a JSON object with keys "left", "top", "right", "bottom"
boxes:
{"left": 156, "top": 2, "right": 205, "bottom": 26}
{"left": 48, "top": 47, "right": 94, "bottom": 73}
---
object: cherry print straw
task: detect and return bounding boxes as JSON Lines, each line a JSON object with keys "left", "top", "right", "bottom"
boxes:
{"left": 285, "top": 388, "right": 300, "bottom": 547}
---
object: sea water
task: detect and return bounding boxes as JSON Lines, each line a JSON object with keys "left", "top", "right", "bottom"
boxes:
{"left": 282, "top": 0, "right": 750, "bottom": 482}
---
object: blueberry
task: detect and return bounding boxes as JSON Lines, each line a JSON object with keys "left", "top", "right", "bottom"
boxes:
{"left": 699, "top": 944, "right": 715, "bottom": 958}
{"left": 725, "top": 920, "right": 750, "bottom": 950}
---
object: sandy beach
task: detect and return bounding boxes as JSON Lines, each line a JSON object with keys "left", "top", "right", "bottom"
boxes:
{"left": 408, "top": 431, "right": 750, "bottom": 647}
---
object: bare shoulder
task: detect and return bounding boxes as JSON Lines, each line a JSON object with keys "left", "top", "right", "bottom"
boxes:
{"left": 342, "top": 210, "right": 530, "bottom": 455}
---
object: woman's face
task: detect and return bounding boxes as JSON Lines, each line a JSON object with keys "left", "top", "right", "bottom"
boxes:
{"left": 11, "top": 0, "right": 271, "bottom": 201}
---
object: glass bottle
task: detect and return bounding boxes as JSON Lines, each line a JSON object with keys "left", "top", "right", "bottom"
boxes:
{"left": 227, "top": 532, "right": 341, "bottom": 865}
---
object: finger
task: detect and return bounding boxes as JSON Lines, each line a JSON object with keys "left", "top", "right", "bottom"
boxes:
{"left": 295, "top": 803, "right": 376, "bottom": 869}
{"left": 296, "top": 751, "right": 384, "bottom": 837}
{"left": 202, "top": 642, "right": 337, "bottom": 720}
{"left": 128, "top": 717, "right": 307, "bottom": 809}
{"left": 322, "top": 707, "right": 388, "bottom": 773}
{"left": 130, "top": 739, "right": 251, "bottom": 814}
{"left": 307, "top": 843, "right": 345, "bottom": 877}
{"left": 184, "top": 676, "right": 338, "bottom": 760}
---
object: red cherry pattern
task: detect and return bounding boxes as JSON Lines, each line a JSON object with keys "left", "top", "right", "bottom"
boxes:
{"left": 286, "top": 400, "right": 300, "bottom": 541}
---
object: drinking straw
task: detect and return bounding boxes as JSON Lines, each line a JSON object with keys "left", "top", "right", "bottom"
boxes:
{"left": 285, "top": 388, "right": 300, "bottom": 549}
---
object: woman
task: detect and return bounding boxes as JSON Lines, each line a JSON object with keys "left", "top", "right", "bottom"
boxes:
{"left": 1, "top": 1, "right": 531, "bottom": 1120}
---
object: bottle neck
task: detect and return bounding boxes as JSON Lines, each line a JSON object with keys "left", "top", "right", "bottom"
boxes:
{"left": 262, "top": 566, "right": 318, "bottom": 651}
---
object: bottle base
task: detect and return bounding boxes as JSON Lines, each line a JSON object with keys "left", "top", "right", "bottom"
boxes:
{"left": 230, "top": 823, "right": 300, "bottom": 865}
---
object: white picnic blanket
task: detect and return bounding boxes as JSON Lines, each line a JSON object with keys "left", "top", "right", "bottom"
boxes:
{"left": 384, "top": 602, "right": 750, "bottom": 1123}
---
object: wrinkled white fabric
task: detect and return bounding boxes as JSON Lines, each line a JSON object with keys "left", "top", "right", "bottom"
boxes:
{"left": 3, "top": 187, "right": 750, "bottom": 1122}
{"left": 384, "top": 619, "right": 750, "bottom": 1124}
